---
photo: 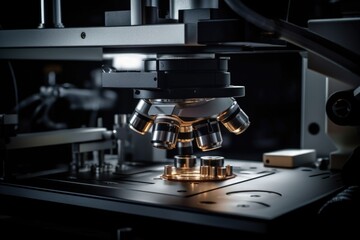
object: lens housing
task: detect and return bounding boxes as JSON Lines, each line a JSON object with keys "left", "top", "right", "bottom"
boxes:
{"left": 129, "top": 111, "right": 154, "bottom": 135}
{"left": 151, "top": 115, "right": 180, "bottom": 149}
{"left": 193, "top": 119, "right": 223, "bottom": 151}
{"left": 218, "top": 101, "right": 250, "bottom": 135}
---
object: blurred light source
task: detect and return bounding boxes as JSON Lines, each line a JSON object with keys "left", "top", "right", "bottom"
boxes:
{"left": 103, "top": 53, "right": 153, "bottom": 71}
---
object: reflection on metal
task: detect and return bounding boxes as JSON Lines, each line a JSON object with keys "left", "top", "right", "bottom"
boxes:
{"left": 161, "top": 155, "right": 235, "bottom": 181}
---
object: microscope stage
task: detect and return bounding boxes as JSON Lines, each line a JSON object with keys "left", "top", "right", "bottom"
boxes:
{"left": 0, "top": 158, "right": 344, "bottom": 235}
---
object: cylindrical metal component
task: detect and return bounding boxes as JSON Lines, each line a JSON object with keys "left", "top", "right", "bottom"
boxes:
{"left": 200, "top": 156, "right": 224, "bottom": 167}
{"left": 217, "top": 167, "right": 227, "bottom": 178}
{"left": 218, "top": 100, "right": 250, "bottom": 135}
{"left": 177, "top": 125, "right": 194, "bottom": 155}
{"left": 135, "top": 99, "right": 152, "bottom": 113}
{"left": 114, "top": 114, "right": 128, "bottom": 127}
{"left": 193, "top": 119, "right": 223, "bottom": 151}
{"left": 226, "top": 164, "right": 233, "bottom": 176}
{"left": 177, "top": 125, "right": 193, "bottom": 142}
{"left": 52, "top": 0, "right": 64, "bottom": 28}
{"left": 209, "top": 166, "right": 217, "bottom": 178}
{"left": 177, "top": 141, "right": 193, "bottom": 155}
{"left": 169, "top": 0, "right": 219, "bottom": 20}
{"left": 164, "top": 165, "right": 174, "bottom": 176}
{"left": 200, "top": 165, "right": 210, "bottom": 177}
{"left": 151, "top": 115, "right": 180, "bottom": 149}
{"left": 174, "top": 155, "right": 197, "bottom": 169}
{"left": 131, "top": 0, "right": 143, "bottom": 25}
{"left": 38, "top": 0, "right": 46, "bottom": 28}
{"left": 129, "top": 111, "right": 154, "bottom": 135}
{"left": 131, "top": 0, "right": 160, "bottom": 25}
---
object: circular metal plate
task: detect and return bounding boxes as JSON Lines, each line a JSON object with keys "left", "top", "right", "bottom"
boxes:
{"left": 133, "top": 85, "right": 245, "bottom": 99}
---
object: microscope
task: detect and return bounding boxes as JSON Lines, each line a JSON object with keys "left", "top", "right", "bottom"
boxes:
{"left": 100, "top": 0, "right": 255, "bottom": 182}
{"left": 104, "top": 55, "right": 250, "bottom": 181}
{"left": 0, "top": 0, "right": 359, "bottom": 238}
